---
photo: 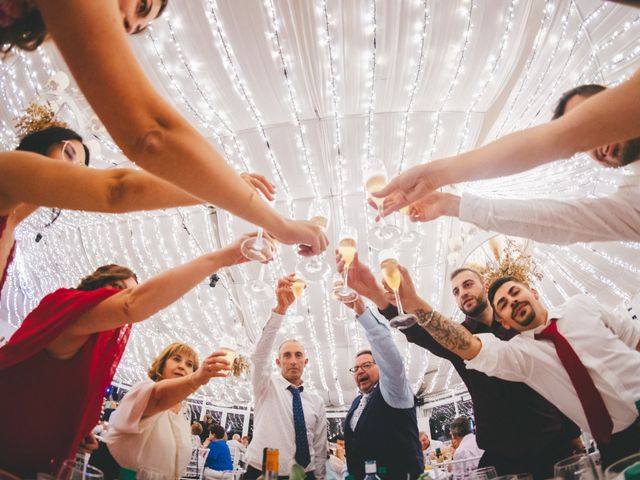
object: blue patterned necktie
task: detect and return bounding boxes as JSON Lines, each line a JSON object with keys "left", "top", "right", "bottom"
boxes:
{"left": 287, "top": 385, "right": 311, "bottom": 468}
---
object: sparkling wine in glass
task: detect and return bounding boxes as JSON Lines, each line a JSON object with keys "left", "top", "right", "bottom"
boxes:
{"left": 379, "top": 249, "right": 416, "bottom": 326}
{"left": 365, "top": 172, "right": 401, "bottom": 249}
{"left": 334, "top": 227, "right": 359, "bottom": 304}
{"left": 296, "top": 199, "right": 332, "bottom": 282}
{"left": 289, "top": 277, "right": 307, "bottom": 323}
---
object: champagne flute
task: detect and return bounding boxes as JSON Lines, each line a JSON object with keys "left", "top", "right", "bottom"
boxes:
{"left": 289, "top": 277, "right": 307, "bottom": 323}
{"left": 365, "top": 171, "right": 401, "bottom": 249}
{"left": 379, "top": 249, "right": 416, "bottom": 325}
{"left": 399, "top": 205, "right": 421, "bottom": 248}
{"left": 56, "top": 460, "right": 103, "bottom": 480}
{"left": 241, "top": 197, "right": 277, "bottom": 262}
{"left": 334, "top": 227, "right": 359, "bottom": 304}
{"left": 247, "top": 262, "right": 273, "bottom": 301}
{"left": 296, "top": 198, "right": 332, "bottom": 282}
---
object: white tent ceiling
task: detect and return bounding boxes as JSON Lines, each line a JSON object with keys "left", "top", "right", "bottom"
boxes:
{"left": 1, "top": 0, "right": 639, "bottom": 409}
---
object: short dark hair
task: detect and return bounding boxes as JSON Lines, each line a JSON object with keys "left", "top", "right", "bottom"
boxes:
{"left": 76, "top": 264, "right": 138, "bottom": 291}
{"left": 552, "top": 84, "right": 606, "bottom": 120}
{"left": 209, "top": 424, "right": 225, "bottom": 440}
{"left": 17, "top": 126, "right": 91, "bottom": 166}
{"left": 355, "top": 349, "right": 373, "bottom": 359}
{"left": 450, "top": 267, "right": 483, "bottom": 283}
{"left": 450, "top": 416, "right": 472, "bottom": 438}
{"left": 487, "top": 276, "right": 521, "bottom": 308}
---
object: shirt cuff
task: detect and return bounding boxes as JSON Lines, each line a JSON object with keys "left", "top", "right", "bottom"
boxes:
{"left": 459, "top": 193, "right": 492, "bottom": 227}
{"left": 463, "top": 332, "right": 498, "bottom": 374}
{"left": 356, "top": 307, "right": 387, "bottom": 330}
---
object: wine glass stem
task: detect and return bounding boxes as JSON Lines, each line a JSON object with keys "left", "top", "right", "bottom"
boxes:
{"left": 377, "top": 204, "right": 388, "bottom": 227}
{"left": 256, "top": 228, "right": 264, "bottom": 242}
{"left": 394, "top": 289, "right": 405, "bottom": 316}
{"left": 343, "top": 263, "right": 350, "bottom": 292}
{"left": 258, "top": 263, "right": 266, "bottom": 282}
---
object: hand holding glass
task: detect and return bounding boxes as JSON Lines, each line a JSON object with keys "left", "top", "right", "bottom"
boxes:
{"left": 379, "top": 249, "right": 416, "bottom": 325}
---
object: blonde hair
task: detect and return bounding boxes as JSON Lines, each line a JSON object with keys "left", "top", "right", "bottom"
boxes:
{"left": 147, "top": 342, "right": 200, "bottom": 382}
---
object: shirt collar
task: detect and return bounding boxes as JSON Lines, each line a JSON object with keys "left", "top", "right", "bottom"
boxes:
{"left": 521, "top": 304, "right": 564, "bottom": 338}
{"left": 275, "top": 373, "right": 304, "bottom": 391}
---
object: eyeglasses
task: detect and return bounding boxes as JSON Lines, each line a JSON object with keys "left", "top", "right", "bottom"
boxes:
{"left": 348, "top": 361, "right": 376, "bottom": 373}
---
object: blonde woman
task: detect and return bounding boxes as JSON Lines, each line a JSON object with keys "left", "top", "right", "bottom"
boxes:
{"left": 105, "top": 342, "right": 226, "bottom": 479}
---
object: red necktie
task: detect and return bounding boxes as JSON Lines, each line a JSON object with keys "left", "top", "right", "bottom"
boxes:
{"left": 535, "top": 318, "right": 613, "bottom": 443}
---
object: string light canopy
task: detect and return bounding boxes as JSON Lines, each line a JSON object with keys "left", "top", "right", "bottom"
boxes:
{"left": 1, "top": 0, "right": 639, "bottom": 409}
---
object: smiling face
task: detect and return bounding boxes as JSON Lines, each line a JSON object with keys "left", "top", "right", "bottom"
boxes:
{"left": 451, "top": 270, "right": 489, "bottom": 318}
{"left": 491, "top": 281, "right": 545, "bottom": 332}
{"left": 161, "top": 351, "right": 196, "bottom": 379}
{"left": 118, "top": 0, "right": 165, "bottom": 34}
{"left": 565, "top": 94, "right": 640, "bottom": 168}
{"left": 276, "top": 340, "right": 308, "bottom": 385}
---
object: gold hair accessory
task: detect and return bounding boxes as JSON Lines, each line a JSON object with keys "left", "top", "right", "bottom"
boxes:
{"left": 231, "top": 354, "right": 250, "bottom": 377}
{"left": 477, "top": 238, "right": 543, "bottom": 286}
{"left": 14, "top": 101, "right": 69, "bottom": 139}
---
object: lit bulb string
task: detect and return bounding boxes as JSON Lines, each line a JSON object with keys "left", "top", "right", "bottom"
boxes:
{"left": 0, "top": 58, "right": 25, "bottom": 148}
{"left": 571, "top": 12, "right": 640, "bottom": 86}
{"left": 427, "top": 356, "right": 443, "bottom": 394}
{"left": 523, "top": 2, "right": 609, "bottom": 130}
{"left": 262, "top": 0, "right": 321, "bottom": 197}
{"left": 299, "top": 287, "right": 331, "bottom": 394}
{"left": 537, "top": 248, "right": 590, "bottom": 297}
{"left": 396, "top": 0, "right": 429, "bottom": 174}
{"left": 510, "top": 2, "right": 576, "bottom": 133}
{"left": 493, "top": 0, "right": 555, "bottom": 139}
{"left": 205, "top": 0, "right": 292, "bottom": 197}
{"left": 320, "top": 275, "right": 345, "bottom": 406}
{"left": 575, "top": 15, "right": 640, "bottom": 85}
{"left": 533, "top": 252, "right": 579, "bottom": 303}
{"left": 359, "top": 0, "right": 379, "bottom": 270}
{"left": 427, "top": 0, "right": 475, "bottom": 161}
{"left": 571, "top": 0, "right": 605, "bottom": 82}
{"left": 455, "top": 0, "right": 518, "bottom": 154}
{"left": 159, "top": 16, "right": 251, "bottom": 172}
{"left": 571, "top": 244, "right": 640, "bottom": 276}
{"left": 319, "top": 0, "right": 347, "bottom": 228}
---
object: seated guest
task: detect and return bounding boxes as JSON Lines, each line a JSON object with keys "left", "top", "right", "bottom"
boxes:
{"left": 398, "top": 268, "right": 640, "bottom": 468}
{"left": 450, "top": 417, "right": 483, "bottom": 480}
{"left": 105, "top": 343, "right": 229, "bottom": 478}
{"left": 203, "top": 424, "right": 233, "bottom": 479}
{"left": 192, "top": 422, "right": 204, "bottom": 448}
{"left": 241, "top": 435, "right": 250, "bottom": 449}
{"left": 420, "top": 431, "right": 444, "bottom": 461}
{"left": 327, "top": 435, "right": 347, "bottom": 480}
{"left": 0, "top": 233, "right": 254, "bottom": 476}
{"left": 226, "top": 433, "right": 246, "bottom": 465}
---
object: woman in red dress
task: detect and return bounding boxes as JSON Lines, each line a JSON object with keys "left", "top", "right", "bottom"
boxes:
{"left": 0, "top": 232, "right": 253, "bottom": 476}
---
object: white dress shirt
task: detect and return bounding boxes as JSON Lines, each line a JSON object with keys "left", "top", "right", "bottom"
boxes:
{"left": 466, "top": 295, "right": 640, "bottom": 435}
{"left": 105, "top": 380, "right": 192, "bottom": 479}
{"left": 453, "top": 433, "right": 483, "bottom": 480}
{"left": 459, "top": 162, "right": 640, "bottom": 244}
{"left": 246, "top": 312, "right": 327, "bottom": 477}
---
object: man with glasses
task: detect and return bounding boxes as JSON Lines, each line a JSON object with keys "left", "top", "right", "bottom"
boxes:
{"left": 342, "top": 295, "right": 423, "bottom": 479}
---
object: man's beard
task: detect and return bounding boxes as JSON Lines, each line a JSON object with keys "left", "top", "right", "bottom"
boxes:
{"left": 620, "top": 137, "right": 640, "bottom": 166}
{"left": 460, "top": 294, "right": 488, "bottom": 317}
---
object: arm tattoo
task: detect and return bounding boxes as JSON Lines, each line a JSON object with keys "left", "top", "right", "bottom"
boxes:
{"left": 415, "top": 308, "right": 473, "bottom": 353}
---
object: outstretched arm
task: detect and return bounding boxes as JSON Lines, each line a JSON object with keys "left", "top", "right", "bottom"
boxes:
{"left": 376, "top": 69, "right": 640, "bottom": 215}
{"left": 0, "top": 154, "right": 279, "bottom": 216}
{"left": 33, "top": 0, "right": 327, "bottom": 254}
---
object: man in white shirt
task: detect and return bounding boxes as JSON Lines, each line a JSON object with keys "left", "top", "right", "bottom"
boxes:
{"left": 402, "top": 84, "right": 640, "bottom": 244}
{"left": 244, "top": 275, "right": 327, "bottom": 479}
{"left": 226, "top": 433, "right": 245, "bottom": 467}
{"left": 450, "top": 417, "right": 483, "bottom": 480}
{"left": 395, "top": 267, "right": 640, "bottom": 468}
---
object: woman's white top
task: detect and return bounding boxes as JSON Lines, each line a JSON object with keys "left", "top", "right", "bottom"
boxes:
{"left": 105, "top": 380, "right": 192, "bottom": 479}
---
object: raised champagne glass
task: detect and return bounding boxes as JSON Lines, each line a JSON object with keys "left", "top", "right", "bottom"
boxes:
{"left": 334, "top": 227, "right": 359, "bottom": 304}
{"left": 399, "top": 205, "right": 421, "bottom": 248}
{"left": 378, "top": 249, "right": 416, "bottom": 325}
{"left": 289, "top": 277, "right": 307, "bottom": 323}
{"left": 296, "top": 198, "right": 331, "bottom": 282}
{"left": 365, "top": 171, "right": 402, "bottom": 249}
